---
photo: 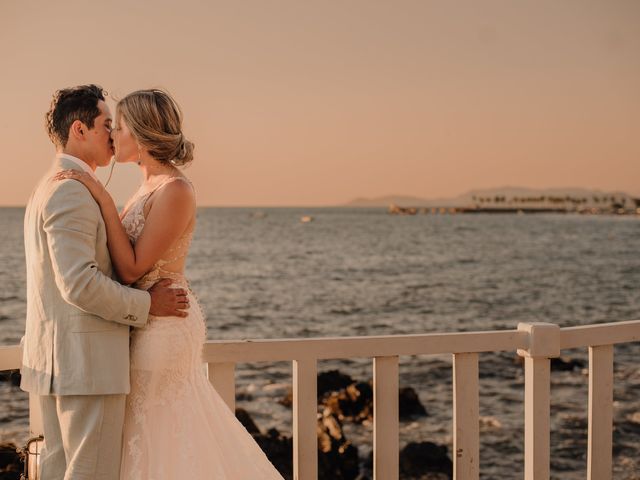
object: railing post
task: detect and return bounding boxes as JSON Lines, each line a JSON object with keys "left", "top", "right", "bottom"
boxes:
{"left": 587, "top": 345, "right": 613, "bottom": 480}
{"left": 207, "top": 362, "right": 236, "bottom": 412}
{"left": 453, "top": 352, "right": 479, "bottom": 480}
{"left": 373, "top": 356, "right": 399, "bottom": 480}
{"left": 517, "top": 322, "right": 561, "bottom": 480}
{"left": 293, "top": 358, "right": 317, "bottom": 480}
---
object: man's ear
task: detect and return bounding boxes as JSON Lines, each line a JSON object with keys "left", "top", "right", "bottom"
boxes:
{"left": 69, "top": 120, "right": 86, "bottom": 140}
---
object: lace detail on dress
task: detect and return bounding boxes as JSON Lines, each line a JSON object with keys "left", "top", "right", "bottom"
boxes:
{"left": 120, "top": 176, "right": 195, "bottom": 291}
{"left": 122, "top": 315, "right": 205, "bottom": 478}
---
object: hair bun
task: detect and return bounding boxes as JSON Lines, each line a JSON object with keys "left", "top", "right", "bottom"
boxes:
{"left": 173, "top": 135, "right": 194, "bottom": 166}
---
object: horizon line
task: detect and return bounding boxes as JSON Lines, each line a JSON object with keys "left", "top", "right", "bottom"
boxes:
{"left": 2, "top": 186, "right": 638, "bottom": 209}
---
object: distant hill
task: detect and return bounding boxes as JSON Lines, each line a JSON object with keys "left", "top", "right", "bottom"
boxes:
{"left": 345, "top": 187, "right": 638, "bottom": 208}
{"left": 345, "top": 195, "right": 449, "bottom": 207}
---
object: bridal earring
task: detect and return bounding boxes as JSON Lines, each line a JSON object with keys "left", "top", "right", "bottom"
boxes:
{"left": 137, "top": 144, "right": 142, "bottom": 166}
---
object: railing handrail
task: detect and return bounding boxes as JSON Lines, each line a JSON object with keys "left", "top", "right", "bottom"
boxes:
{"left": 202, "top": 329, "right": 528, "bottom": 362}
{"left": 560, "top": 319, "right": 640, "bottom": 349}
{"left": 2, "top": 319, "right": 639, "bottom": 370}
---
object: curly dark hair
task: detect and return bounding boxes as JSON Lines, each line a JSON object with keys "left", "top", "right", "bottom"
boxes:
{"left": 45, "top": 84, "right": 107, "bottom": 147}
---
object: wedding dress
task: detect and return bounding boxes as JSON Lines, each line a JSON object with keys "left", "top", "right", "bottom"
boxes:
{"left": 119, "top": 177, "right": 284, "bottom": 479}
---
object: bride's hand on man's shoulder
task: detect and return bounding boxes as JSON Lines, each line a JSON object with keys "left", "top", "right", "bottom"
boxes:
{"left": 53, "top": 169, "right": 109, "bottom": 203}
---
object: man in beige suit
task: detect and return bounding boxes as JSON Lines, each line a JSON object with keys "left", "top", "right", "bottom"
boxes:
{"left": 20, "top": 85, "right": 189, "bottom": 480}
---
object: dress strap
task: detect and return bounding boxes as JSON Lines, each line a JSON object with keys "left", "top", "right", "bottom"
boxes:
{"left": 148, "top": 176, "right": 194, "bottom": 198}
{"left": 120, "top": 176, "right": 193, "bottom": 221}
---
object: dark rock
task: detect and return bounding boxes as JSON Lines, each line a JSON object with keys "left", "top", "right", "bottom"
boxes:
{"left": 235, "top": 391, "right": 254, "bottom": 401}
{"left": 233, "top": 408, "right": 293, "bottom": 477}
{"left": 317, "top": 409, "right": 360, "bottom": 479}
{"left": 317, "top": 370, "right": 354, "bottom": 397}
{"left": 237, "top": 411, "right": 293, "bottom": 479}
{"left": 280, "top": 369, "right": 356, "bottom": 408}
{"left": 281, "top": 370, "right": 427, "bottom": 424}
{"left": 319, "top": 441, "right": 359, "bottom": 480}
{"left": 239, "top": 407, "right": 360, "bottom": 480}
{"left": 550, "top": 357, "right": 585, "bottom": 372}
{"left": 317, "top": 409, "right": 343, "bottom": 452}
{"left": 235, "top": 408, "right": 260, "bottom": 435}
{"left": 0, "top": 472, "right": 22, "bottom": 480}
{"left": 399, "top": 441, "right": 453, "bottom": 479}
{"left": 253, "top": 429, "right": 293, "bottom": 479}
{"left": 0, "top": 370, "right": 21, "bottom": 387}
{"left": 0, "top": 443, "right": 22, "bottom": 479}
{"left": 344, "top": 382, "right": 373, "bottom": 422}
{"left": 278, "top": 390, "right": 293, "bottom": 408}
{"left": 324, "top": 381, "right": 374, "bottom": 424}
{"left": 322, "top": 381, "right": 426, "bottom": 423}
{"left": 399, "top": 387, "right": 428, "bottom": 419}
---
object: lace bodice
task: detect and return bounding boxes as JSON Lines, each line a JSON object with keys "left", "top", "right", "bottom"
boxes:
{"left": 120, "top": 176, "right": 195, "bottom": 290}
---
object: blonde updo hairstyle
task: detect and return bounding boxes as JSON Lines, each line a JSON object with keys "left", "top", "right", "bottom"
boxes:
{"left": 117, "top": 89, "right": 194, "bottom": 166}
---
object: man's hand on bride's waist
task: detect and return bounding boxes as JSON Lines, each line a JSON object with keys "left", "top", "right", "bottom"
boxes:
{"left": 148, "top": 278, "right": 190, "bottom": 317}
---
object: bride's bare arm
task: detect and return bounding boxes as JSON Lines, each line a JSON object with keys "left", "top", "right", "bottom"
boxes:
{"left": 53, "top": 170, "right": 195, "bottom": 284}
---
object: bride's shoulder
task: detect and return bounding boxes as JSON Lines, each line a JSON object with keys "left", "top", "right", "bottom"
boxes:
{"left": 152, "top": 177, "right": 196, "bottom": 210}
{"left": 168, "top": 175, "right": 194, "bottom": 190}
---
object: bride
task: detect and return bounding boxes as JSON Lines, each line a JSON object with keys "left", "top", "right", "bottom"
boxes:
{"left": 55, "top": 89, "right": 284, "bottom": 479}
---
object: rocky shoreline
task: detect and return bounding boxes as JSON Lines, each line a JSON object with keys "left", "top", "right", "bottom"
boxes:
{"left": 0, "top": 442, "right": 24, "bottom": 480}
{"left": 235, "top": 369, "right": 453, "bottom": 480}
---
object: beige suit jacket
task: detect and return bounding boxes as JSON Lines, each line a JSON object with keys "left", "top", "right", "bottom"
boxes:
{"left": 20, "top": 156, "right": 151, "bottom": 395}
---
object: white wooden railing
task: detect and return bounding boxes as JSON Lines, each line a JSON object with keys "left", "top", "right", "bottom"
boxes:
{"left": 1, "top": 319, "right": 639, "bottom": 480}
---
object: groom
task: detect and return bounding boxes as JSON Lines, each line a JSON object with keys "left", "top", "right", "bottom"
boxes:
{"left": 20, "top": 84, "right": 189, "bottom": 480}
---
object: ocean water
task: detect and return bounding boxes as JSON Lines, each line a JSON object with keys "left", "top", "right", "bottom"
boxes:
{"left": 1, "top": 207, "right": 639, "bottom": 478}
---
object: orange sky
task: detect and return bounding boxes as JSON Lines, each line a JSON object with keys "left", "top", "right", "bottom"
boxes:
{"left": 1, "top": 0, "right": 639, "bottom": 206}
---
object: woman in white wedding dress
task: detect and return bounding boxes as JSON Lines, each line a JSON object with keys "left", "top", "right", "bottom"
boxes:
{"left": 55, "top": 89, "right": 284, "bottom": 480}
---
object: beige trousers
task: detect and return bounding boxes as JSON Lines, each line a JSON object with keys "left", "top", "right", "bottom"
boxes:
{"left": 39, "top": 394, "right": 126, "bottom": 480}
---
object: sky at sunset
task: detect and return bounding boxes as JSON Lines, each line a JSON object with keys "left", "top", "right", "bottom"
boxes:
{"left": 1, "top": 0, "right": 638, "bottom": 206}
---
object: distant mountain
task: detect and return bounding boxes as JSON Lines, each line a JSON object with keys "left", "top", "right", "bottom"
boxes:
{"left": 345, "top": 187, "right": 638, "bottom": 208}
{"left": 345, "top": 195, "right": 448, "bottom": 207}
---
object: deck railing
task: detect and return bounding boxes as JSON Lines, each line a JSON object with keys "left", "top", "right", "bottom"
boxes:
{"left": 1, "top": 319, "right": 639, "bottom": 480}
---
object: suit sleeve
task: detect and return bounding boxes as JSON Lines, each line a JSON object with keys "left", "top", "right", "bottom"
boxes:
{"left": 43, "top": 179, "right": 151, "bottom": 327}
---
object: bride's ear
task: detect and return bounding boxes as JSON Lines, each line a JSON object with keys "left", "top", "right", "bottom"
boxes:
{"left": 137, "top": 143, "right": 154, "bottom": 163}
